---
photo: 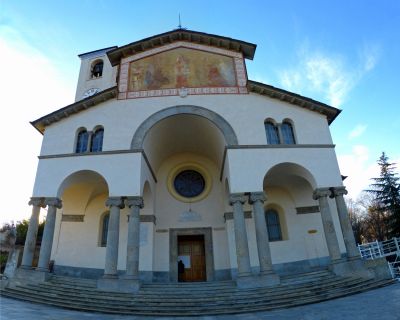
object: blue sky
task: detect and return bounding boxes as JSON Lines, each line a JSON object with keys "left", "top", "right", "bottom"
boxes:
{"left": 1, "top": 0, "right": 399, "bottom": 223}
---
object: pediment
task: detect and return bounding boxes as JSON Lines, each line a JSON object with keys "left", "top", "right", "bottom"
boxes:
{"left": 117, "top": 42, "right": 248, "bottom": 99}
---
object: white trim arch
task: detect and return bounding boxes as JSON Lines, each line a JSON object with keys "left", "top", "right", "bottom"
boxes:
{"left": 131, "top": 105, "right": 239, "bottom": 149}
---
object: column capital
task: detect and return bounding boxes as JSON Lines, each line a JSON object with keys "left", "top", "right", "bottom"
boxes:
{"left": 106, "top": 197, "right": 125, "bottom": 209}
{"left": 28, "top": 197, "right": 46, "bottom": 208}
{"left": 312, "top": 188, "right": 331, "bottom": 200}
{"left": 329, "top": 186, "right": 348, "bottom": 198}
{"left": 229, "top": 193, "right": 247, "bottom": 205}
{"left": 249, "top": 192, "right": 267, "bottom": 204}
{"left": 44, "top": 197, "right": 62, "bottom": 209}
{"left": 125, "top": 196, "right": 144, "bottom": 209}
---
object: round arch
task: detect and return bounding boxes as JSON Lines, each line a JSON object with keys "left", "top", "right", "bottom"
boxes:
{"left": 130, "top": 105, "right": 239, "bottom": 149}
{"left": 263, "top": 162, "right": 317, "bottom": 190}
{"left": 57, "top": 169, "right": 109, "bottom": 198}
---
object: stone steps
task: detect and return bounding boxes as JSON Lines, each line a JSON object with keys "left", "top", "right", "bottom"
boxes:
{"left": 1, "top": 273, "right": 395, "bottom": 316}
{"left": 28, "top": 275, "right": 368, "bottom": 301}
{"left": 9, "top": 277, "right": 385, "bottom": 307}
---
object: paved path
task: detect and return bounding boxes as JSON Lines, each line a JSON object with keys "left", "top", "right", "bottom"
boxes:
{"left": 1, "top": 283, "right": 399, "bottom": 320}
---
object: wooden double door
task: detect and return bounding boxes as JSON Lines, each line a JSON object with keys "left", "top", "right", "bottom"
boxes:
{"left": 177, "top": 235, "right": 206, "bottom": 282}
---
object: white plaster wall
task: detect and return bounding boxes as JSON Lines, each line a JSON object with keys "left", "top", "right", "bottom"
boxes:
{"left": 39, "top": 93, "right": 333, "bottom": 157}
{"left": 33, "top": 153, "right": 142, "bottom": 197}
{"left": 227, "top": 147, "right": 343, "bottom": 193}
{"left": 152, "top": 153, "right": 230, "bottom": 273}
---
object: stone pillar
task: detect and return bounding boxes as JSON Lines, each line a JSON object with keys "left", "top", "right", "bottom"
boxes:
{"left": 313, "top": 188, "right": 342, "bottom": 262}
{"left": 125, "top": 197, "right": 144, "bottom": 279}
{"left": 21, "top": 197, "right": 45, "bottom": 269}
{"left": 103, "top": 197, "right": 125, "bottom": 278}
{"left": 330, "top": 186, "right": 360, "bottom": 259}
{"left": 229, "top": 193, "right": 252, "bottom": 277}
{"left": 249, "top": 192, "right": 273, "bottom": 274}
{"left": 37, "top": 198, "right": 62, "bottom": 272}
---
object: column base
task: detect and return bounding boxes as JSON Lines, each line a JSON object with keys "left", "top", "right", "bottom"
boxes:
{"left": 329, "top": 258, "right": 374, "bottom": 279}
{"left": 236, "top": 272, "right": 280, "bottom": 289}
{"left": 97, "top": 277, "right": 141, "bottom": 293}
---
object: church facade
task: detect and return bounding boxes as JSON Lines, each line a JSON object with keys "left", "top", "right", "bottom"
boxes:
{"left": 18, "top": 30, "right": 370, "bottom": 291}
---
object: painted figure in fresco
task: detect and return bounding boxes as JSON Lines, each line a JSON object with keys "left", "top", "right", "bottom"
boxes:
{"left": 175, "top": 55, "right": 190, "bottom": 88}
{"left": 143, "top": 60, "right": 170, "bottom": 90}
{"left": 130, "top": 65, "right": 144, "bottom": 91}
{"left": 218, "top": 61, "right": 235, "bottom": 86}
{"left": 207, "top": 61, "right": 236, "bottom": 87}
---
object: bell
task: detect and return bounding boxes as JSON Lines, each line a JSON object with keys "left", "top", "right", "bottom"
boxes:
{"left": 92, "top": 62, "right": 103, "bottom": 78}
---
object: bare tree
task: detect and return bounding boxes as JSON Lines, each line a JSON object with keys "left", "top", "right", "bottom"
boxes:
{"left": 346, "top": 197, "right": 365, "bottom": 244}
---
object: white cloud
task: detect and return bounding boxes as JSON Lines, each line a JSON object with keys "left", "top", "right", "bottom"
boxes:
{"left": 0, "top": 27, "right": 75, "bottom": 224}
{"left": 277, "top": 43, "right": 380, "bottom": 107}
{"left": 361, "top": 43, "right": 380, "bottom": 72}
{"left": 337, "top": 145, "right": 379, "bottom": 199}
{"left": 348, "top": 124, "right": 367, "bottom": 139}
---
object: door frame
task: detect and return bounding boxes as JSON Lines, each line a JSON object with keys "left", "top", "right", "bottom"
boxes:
{"left": 169, "top": 227, "right": 214, "bottom": 282}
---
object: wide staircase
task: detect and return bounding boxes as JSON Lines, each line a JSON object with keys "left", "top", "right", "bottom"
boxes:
{"left": 0, "top": 269, "right": 395, "bottom": 316}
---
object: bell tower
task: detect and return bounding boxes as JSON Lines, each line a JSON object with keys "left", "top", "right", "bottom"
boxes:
{"left": 75, "top": 46, "right": 118, "bottom": 102}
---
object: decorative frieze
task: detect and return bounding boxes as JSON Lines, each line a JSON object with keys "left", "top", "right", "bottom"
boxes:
{"left": 296, "top": 206, "right": 320, "bottom": 214}
{"left": 118, "top": 41, "right": 248, "bottom": 100}
{"left": 140, "top": 215, "right": 156, "bottom": 224}
{"left": 62, "top": 215, "right": 84, "bottom": 222}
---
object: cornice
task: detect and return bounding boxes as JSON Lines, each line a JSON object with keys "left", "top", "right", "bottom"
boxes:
{"left": 107, "top": 29, "right": 257, "bottom": 66}
{"left": 247, "top": 80, "right": 341, "bottom": 124}
{"left": 30, "top": 86, "right": 118, "bottom": 134}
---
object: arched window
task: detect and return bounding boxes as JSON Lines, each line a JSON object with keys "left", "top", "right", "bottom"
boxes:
{"left": 90, "top": 128, "right": 104, "bottom": 152}
{"left": 100, "top": 212, "right": 110, "bottom": 247}
{"left": 281, "top": 121, "right": 296, "bottom": 144}
{"left": 265, "top": 121, "right": 280, "bottom": 144}
{"left": 91, "top": 60, "right": 104, "bottom": 78}
{"left": 265, "top": 209, "right": 282, "bottom": 241}
{"left": 75, "top": 129, "right": 88, "bottom": 153}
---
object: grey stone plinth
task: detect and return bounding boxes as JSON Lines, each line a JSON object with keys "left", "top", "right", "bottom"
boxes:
{"left": 330, "top": 259, "right": 374, "bottom": 279}
{"left": 11, "top": 268, "right": 51, "bottom": 287}
{"left": 4, "top": 248, "right": 21, "bottom": 279}
{"left": 236, "top": 273, "right": 280, "bottom": 289}
{"left": 97, "top": 277, "right": 140, "bottom": 293}
{"left": 0, "top": 278, "right": 9, "bottom": 289}
{"left": 363, "top": 257, "right": 392, "bottom": 280}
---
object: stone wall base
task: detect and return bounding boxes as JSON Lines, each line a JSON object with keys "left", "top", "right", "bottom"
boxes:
{"left": 363, "top": 257, "right": 392, "bottom": 280}
{"left": 8, "top": 268, "right": 51, "bottom": 288}
{"left": 330, "top": 258, "right": 374, "bottom": 279}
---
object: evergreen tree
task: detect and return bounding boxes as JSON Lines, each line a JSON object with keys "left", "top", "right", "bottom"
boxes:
{"left": 366, "top": 152, "right": 400, "bottom": 238}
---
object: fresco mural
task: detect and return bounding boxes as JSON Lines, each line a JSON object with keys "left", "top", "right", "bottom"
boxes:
{"left": 128, "top": 48, "right": 237, "bottom": 91}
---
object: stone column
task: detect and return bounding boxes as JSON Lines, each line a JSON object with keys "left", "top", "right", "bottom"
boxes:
{"left": 37, "top": 198, "right": 62, "bottom": 272}
{"left": 249, "top": 192, "right": 274, "bottom": 274}
{"left": 125, "top": 197, "right": 144, "bottom": 279}
{"left": 103, "top": 197, "right": 125, "bottom": 278}
{"left": 313, "top": 188, "right": 342, "bottom": 261}
{"left": 330, "top": 186, "right": 360, "bottom": 259}
{"left": 229, "top": 193, "right": 252, "bottom": 277}
{"left": 21, "top": 197, "right": 45, "bottom": 269}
